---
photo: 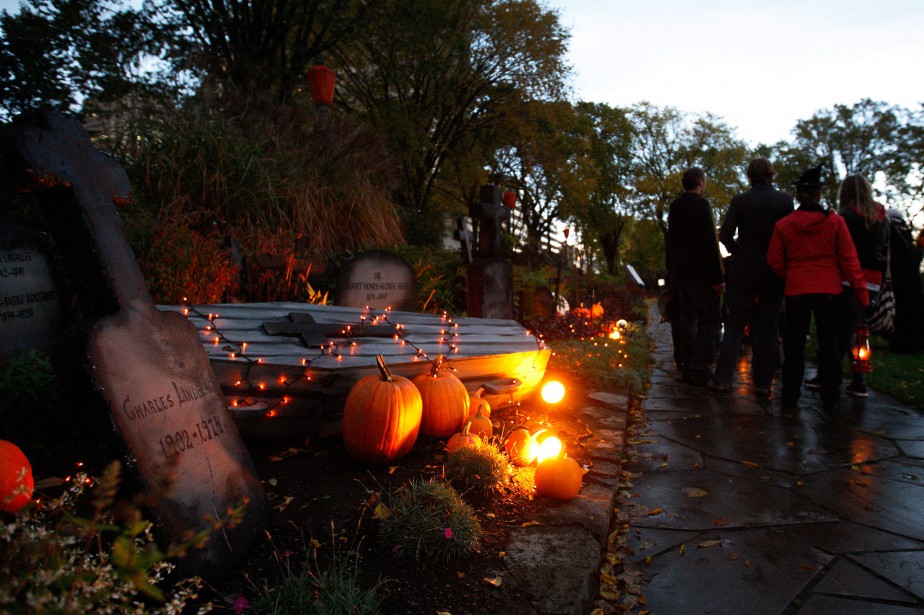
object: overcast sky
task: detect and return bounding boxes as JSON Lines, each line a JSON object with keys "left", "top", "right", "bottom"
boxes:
{"left": 551, "top": 0, "right": 924, "bottom": 146}
{"left": 3, "top": 0, "right": 922, "bottom": 147}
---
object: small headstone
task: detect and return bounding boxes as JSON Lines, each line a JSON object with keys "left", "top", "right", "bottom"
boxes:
{"left": 466, "top": 185, "right": 513, "bottom": 319}
{"left": 0, "top": 222, "right": 65, "bottom": 358}
{"left": 336, "top": 250, "right": 417, "bottom": 311}
{"left": 1, "top": 110, "right": 266, "bottom": 579}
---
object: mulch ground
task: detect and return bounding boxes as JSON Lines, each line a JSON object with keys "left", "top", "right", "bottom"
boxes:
{"left": 206, "top": 382, "right": 593, "bottom": 614}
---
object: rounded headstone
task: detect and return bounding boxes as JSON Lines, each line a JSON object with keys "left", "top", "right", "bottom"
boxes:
{"left": 336, "top": 250, "right": 418, "bottom": 311}
{"left": 0, "top": 222, "right": 65, "bottom": 359}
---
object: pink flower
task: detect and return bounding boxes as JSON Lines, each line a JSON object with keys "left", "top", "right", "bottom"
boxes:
{"left": 280, "top": 550, "right": 295, "bottom": 558}
{"left": 444, "top": 527, "right": 454, "bottom": 539}
{"left": 233, "top": 595, "right": 249, "bottom": 614}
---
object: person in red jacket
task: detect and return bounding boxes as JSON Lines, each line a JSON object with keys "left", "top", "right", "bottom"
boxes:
{"left": 767, "top": 165, "right": 869, "bottom": 410}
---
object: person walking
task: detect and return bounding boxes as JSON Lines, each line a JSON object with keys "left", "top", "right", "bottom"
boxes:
{"left": 767, "top": 165, "right": 869, "bottom": 410}
{"left": 711, "top": 157, "right": 794, "bottom": 399}
{"left": 666, "top": 167, "right": 726, "bottom": 386}
{"left": 830, "top": 175, "right": 891, "bottom": 398}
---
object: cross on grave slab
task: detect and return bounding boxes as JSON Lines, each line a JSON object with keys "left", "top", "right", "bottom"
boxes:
{"left": 0, "top": 109, "right": 266, "bottom": 579}
{"left": 262, "top": 312, "right": 395, "bottom": 348}
{"left": 468, "top": 184, "right": 510, "bottom": 257}
{"left": 453, "top": 216, "right": 473, "bottom": 265}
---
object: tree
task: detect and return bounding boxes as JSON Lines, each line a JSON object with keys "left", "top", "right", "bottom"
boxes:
{"left": 155, "top": 0, "right": 368, "bottom": 100}
{"left": 0, "top": 0, "right": 162, "bottom": 119}
{"left": 333, "top": 0, "right": 570, "bottom": 244}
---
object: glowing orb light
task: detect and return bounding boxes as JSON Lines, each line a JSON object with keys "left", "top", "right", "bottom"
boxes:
{"left": 541, "top": 380, "right": 566, "bottom": 404}
{"left": 616, "top": 319, "right": 628, "bottom": 329}
{"left": 536, "top": 436, "right": 563, "bottom": 463}
{"left": 608, "top": 328, "right": 621, "bottom": 340}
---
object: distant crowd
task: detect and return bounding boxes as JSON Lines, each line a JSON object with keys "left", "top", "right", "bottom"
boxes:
{"left": 664, "top": 157, "right": 924, "bottom": 411}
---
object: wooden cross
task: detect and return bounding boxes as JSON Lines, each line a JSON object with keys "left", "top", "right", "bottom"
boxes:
{"left": 453, "top": 216, "right": 474, "bottom": 264}
{"left": 262, "top": 312, "right": 395, "bottom": 348}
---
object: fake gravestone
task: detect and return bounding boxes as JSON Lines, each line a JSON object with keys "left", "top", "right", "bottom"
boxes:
{"left": 336, "top": 250, "right": 417, "bottom": 311}
{"left": 0, "top": 110, "right": 266, "bottom": 579}
{"left": 466, "top": 184, "right": 513, "bottom": 319}
{"left": 0, "top": 222, "right": 65, "bottom": 358}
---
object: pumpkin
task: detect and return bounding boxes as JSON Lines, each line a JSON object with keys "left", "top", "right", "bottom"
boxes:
{"left": 534, "top": 454, "right": 583, "bottom": 500}
{"left": 468, "top": 405, "right": 493, "bottom": 439}
{"left": 504, "top": 427, "right": 538, "bottom": 466}
{"left": 0, "top": 439, "right": 33, "bottom": 513}
{"left": 413, "top": 355, "right": 469, "bottom": 438}
{"left": 446, "top": 422, "right": 482, "bottom": 453}
{"left": 467, "top": 388, "right": 491, "bottom": 421}
{"left": 342, "top": 355, "right": 422, "bottom": 463}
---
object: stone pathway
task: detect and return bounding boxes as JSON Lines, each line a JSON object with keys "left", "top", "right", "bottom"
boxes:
{"left": 627, "top": 303, "right": 924, "bottom": 614}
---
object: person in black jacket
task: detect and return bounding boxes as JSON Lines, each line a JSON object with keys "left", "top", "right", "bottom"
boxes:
{"left": 885, "top": 208, "right": 924, "bottom": 352}
{"left": 711, "top": 157, "right": 794, "bottom": 399}
{"left": 666, "top": 167, "right": 726, "bottom": 385}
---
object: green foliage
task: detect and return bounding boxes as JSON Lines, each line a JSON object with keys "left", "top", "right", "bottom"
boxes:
{"left": 248, "top": 545, "right": 384, "bottom": 615}
{"left": 0, "top": 350, "right": 73, "bottom": 471}
{"left": 393, "top": 244, "right": 466, "bottom": 314}
{"left": 0, "top": 461, "right": 223, "bottom": 614}
{"left": 444, "top": 441, "right": 510, "bottom": 495}
{"left": 378, "top": 478, "right": 480, "bottom": 563}
{"left": 549, "top": 323, "right": 651, "bottom": 397}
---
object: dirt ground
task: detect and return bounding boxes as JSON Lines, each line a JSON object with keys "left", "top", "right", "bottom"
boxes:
{"left": 208, "top": 384, "right": 593, "bottom": 614}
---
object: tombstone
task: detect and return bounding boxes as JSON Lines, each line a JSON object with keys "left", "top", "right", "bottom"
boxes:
{"left": 466, "top": 185, "right": 513, "bottom": 319}
{"left": 0, "top": 222, "right": 66, "bottom": 358}
{"left": 0, "top": 109, "right": 266, "bottom": 579}
{"left": 336, "top": 250, "right": 418, "bottom": 311}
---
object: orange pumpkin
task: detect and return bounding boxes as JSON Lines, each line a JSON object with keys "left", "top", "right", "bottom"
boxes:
{"left": 467, "top": 389, "right": 491, "bottom": 421}
{"left": 0, "top": 439, "right": 33, "bottom": 513}
{"left": 342, "top": 355, "right": 422, "bottom": 463}
{"left": 469, "top": 406, "right": 493, "bottom": 439}
{"left": 446, "top": 422, "right": 482, "bottom": 453}
{"left": 534, "top": 454, "right": 583, "bottom": 500}
{"left": 504, "top": 428, "right": 538, "bottom": 466}
{"left": 413, "top": 355, "right": 469, "bottom": 438}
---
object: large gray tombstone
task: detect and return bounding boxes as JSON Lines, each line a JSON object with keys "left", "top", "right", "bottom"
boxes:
{"left": 0, "top": 222, "right": 65, "bottom": 358}
{"left": 0, "top": 110, "right": 266, "bottom": 579}
{"left": 336, "top": 250, "right": 418, "bottom": 311}
{"left": 466, "top": 185, "right": 513, "bottom": 319}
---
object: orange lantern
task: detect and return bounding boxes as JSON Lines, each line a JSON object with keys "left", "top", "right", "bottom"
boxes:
{"left": 307, "top": 65, "right": 336, "bottom": 106}
{"left": 502, "top": 190, "right": 517, "bottom": 209}
{"left": 851, "top": 323, "right": 872, "bottom": 373}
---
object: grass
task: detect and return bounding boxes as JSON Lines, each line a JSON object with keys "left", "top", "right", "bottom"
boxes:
{"left": 866, "top": 338, "right": 924, "bottom": 411}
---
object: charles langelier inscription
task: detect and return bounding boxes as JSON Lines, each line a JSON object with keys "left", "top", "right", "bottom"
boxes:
{"left": 121, "top": 380, "right": 225, "bottom": 459}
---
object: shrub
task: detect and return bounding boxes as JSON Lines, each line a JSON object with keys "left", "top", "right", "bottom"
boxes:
{"left": 0, "top": 461, "right": 226, "bottom": 614}
{"left": 377, "top": 478, "right": 480, "bottom": 563}
{"left": 444, "top": 442, "right": 510, "bottom": 495}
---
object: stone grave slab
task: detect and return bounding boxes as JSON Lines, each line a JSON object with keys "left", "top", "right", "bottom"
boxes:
{"left": 798, "top": 595, "right": 922, "bottom": 615}
{"left": 848, "top": 550, "right": 924, "bottom": 601}
{"left": 0, "top": 222, "right": 65, "bottom": 357}
{"left": 812, "top": 557, "right": 917, "bottom": 602}
{"left": 336, "top": 250, "right": 417, "bottom": 311}
{"left": 1, "top": 109, "right": 266, "bottom": 578}
{"left": 774, "top": 520, "right": 924, "bottom": 554}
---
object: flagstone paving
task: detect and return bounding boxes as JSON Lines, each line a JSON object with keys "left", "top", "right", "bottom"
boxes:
{"left": 629, "top": 304, "right": 924, "bottom": 613}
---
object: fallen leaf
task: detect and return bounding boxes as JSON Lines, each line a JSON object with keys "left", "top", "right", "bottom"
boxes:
{"left": 645, "top": 555, "right": 653, "bottom": 566}
{"left": 679, "top": 544, "right": 686, "bottom": 556}
{"left": 728, "top": 552, "right": 739, "bottom": 561}
{"left": 599, "top": 589, "right": 620, "bottom": 601}
{"left": 388, "top": 466, "right": 399, "bottom": 474}
{"left": 697, "top": 539, "right": 721, "bottom": 549}
{"left": 521, "top": 520, "right": 541, "bottom": 527}
{"left": 273, "top": 496, "right": 294, "bottom": 512}
{"left": 373, "top": 503, "right": 390, "bottom": 520}
{"left": 267, "top": 478, "right": 278, "bottom": 487}
{"left": 801, "top": 564, "right": 815, "bottom": 571}
{"left": 742, "top": 461, "right": 759, "bottom": 468}
{"left": 309, "top": 538, "right": 321, "bottom": 549}
{"left": 647, "top": 507, "right": 664, "bottom": 516}
{"left": 713, "top": 517, "right": 728, "bottom": 527}
{"left": 483, "top": 575, "right": 502, "bottom": 587}
{"left": 683, "top": 487, "right": 708, "bottom": 498}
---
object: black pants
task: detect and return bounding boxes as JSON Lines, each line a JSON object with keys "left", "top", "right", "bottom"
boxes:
{"left": 782, "top": 293, "right": 841, "bottom": 407}
{"left": 671, "top": 283, "right": 721, "bottom": 381}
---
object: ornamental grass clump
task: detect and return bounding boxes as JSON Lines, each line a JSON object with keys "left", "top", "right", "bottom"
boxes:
{"left": 444, "top": 441, "right": 510, "bottom": 495}
{"left": 378, "top": 478, "right": 480, "bottom": 563}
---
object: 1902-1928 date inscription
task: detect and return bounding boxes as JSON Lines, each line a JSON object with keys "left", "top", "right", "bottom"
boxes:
{"left": 158, "top": 415, "right": 226, "bottom": 458}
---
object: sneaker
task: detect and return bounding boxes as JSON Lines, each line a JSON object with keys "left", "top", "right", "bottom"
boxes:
{"left": 846, "top": 382, "right": 869, "bottom": 398}
{"left": 804, "top": 376, "right": 821, "bottom": 390}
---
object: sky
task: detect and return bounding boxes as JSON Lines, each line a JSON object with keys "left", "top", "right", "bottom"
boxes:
{"left": 550, "top": 0, "right": 924, "bottom": 146}
{"left": 2, "top": 0, "right": 922, "bottom": 147}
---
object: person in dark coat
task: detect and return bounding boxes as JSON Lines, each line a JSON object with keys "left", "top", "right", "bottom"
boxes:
{"left": 885, "top": 208, "right": 924, "bottom": 352}
{"left": 767, "top": 166, "right": 868, "bottom": 410}
{"left": 666, "top": 167, "right": 726, "bottom": 385}
{"left": 711, "top": 157, "right": 794, "bottom": 399}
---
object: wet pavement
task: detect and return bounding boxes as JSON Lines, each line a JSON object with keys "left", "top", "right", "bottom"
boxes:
{"left": 626, "top": 302, "right": 924, "bottom": 613}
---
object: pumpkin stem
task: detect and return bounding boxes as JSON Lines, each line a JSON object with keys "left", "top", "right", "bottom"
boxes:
{"left": 429, "top": 354, "right": 446, "bottom": 377}
{"left": 375, "top": 354, "right": 394, "bottom": 382}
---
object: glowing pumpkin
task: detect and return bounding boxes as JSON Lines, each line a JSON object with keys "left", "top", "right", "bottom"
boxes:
{"left": 467, "top": 389, "right": 491, "bottom": 421}
{"left": 469, "top": 405, "right": 493, "bottom": 439}
{"left": 534, "top": 454, "right": 583, "bottom": 500}
{"left": 0, "top": 439, "right": 33, "bottom": 513}
{"left": 504, "top": 428, "right": 538, "bottom": 466}
{"left": 342, "top": 355, "right": 422, "bottom": 463}
{"left": 413, "top": 355, "right": 469, "bottom": 438}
